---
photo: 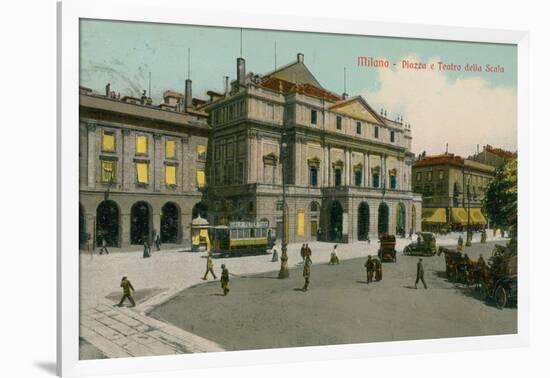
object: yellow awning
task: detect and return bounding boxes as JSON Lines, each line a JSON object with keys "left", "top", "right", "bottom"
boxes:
{"left": 422, "top": 208, "right": 447, "bottom": 223}
{"left": 469, "top": 208, "right": 487, "bottom": 225}
{"left": 451, "top": 208, "right": 469, "bottom": 225}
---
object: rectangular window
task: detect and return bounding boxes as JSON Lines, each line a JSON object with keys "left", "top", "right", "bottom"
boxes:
{"left": 101, "top": 160, "right": 115, "bottom": 182}
{"left": 373, "top": 172, "right": 380, "bottom": 188}
{"left": 354, "top": 169, "right": 362, "bottom": 186}
{"left": 390, "top": 174, "right": 397, "bottom": 189}
{"left": 311, "top": 109, "right": 317, "bottom": 125}
{"left": 136, "top": 162, "right": 149, "bottom": 184}
{"left": 165, "top": 140, "right": 176, "bottom": 159}
{"left": 356, "top": 122, "right": 362, "bottom": 134}
{"left": 310, "top": 220, "right": 318, "bottom": 237}
{"left": 309, "top": 166, "right": 318, "bottom": 187}
{"left": 267, "top": 103, "right": 275, "bottom": 119}
{"left": 197, "top": 144, "right": 206, "bottom": 160}
{"left": 102, "top": 131, "right": 116, "bottom": 152}
{"left": 196, "top": 169, "right": 206, "bottom": 187}
{"left": 136, "top": 135, "right": 148, "bottom": 154}
{"left": 296, "top": 209, "right": 305, "bottom": 237}
{"left": 390, "top": 131, "right": 395, "bottom": 142}
{"left": 427, "top": 171, "right": 433, "bottom": 181}
{"left": 165, "top": 165, "right": 177, "bottom": 186}
{"left": 439, "top": 169, "right": 444, "bottom": 180}
{"left": 374, "top": 126, "right": 379, "bottom": 139}
{"left": 336, "top": 116, "right": 342, "bottom": 130}
{"left": 334, "top": 168, "right": 342, "bottom": 186}
{"left": 416, "top": 172, "right": 422, "bottom": 181}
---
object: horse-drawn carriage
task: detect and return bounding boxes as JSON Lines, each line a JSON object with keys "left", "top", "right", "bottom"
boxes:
{"left": 378, "top": 234, "right": 397, "bottom": 262}
{"left": 437, "top": 246, "right": 478, "bottom": 285}
{"left": 404, "top": 232, "right": 437, "bottom": 256}
{"left": 479, "top": 242, "right": 517, "bottom": 309}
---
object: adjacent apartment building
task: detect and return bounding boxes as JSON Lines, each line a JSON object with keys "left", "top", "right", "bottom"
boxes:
{"left": 79, "top": 82, "right": 210, "bottom": 248}
{"left": 203, "top": 53, "right": 422, "bottom": 243}
{"left": 412, "top": 153, "right": 495, "bottom": 232}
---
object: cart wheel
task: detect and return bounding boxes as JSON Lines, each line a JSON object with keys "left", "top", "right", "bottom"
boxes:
{"left": 494, "top": 285, "right": 508, "bottom": 309}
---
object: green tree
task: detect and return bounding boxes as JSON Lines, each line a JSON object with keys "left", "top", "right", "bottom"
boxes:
{"left": 482, "top": 159, "right": 517, "bottom": 235}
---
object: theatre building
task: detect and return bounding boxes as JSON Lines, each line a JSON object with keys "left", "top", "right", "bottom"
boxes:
{"left": 78, "top": 83, "right": 210, "bottom": 248}
{"left": 412, "top": 153, "right": 495, "bottom": 232}
{"left": 203, "top": 53, "right": 422, "bottom": 243}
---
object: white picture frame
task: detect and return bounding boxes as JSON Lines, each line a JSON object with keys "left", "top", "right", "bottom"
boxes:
{"left": 58, "top": 1, "right": 529, "bottom": 376}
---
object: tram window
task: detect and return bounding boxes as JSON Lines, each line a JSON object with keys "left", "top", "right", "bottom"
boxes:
{"left": 250, "top": 228, "right": 255, "bottom": 238}
{"left": 231, "top": 229, "right": 238, "bottom": 239}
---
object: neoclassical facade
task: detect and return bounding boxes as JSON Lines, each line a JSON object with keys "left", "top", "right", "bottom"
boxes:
{"left": 79, "top": 85, "right": 210, "bottom": 248}
{"left": 204, "top": 54, "right": 422, "bottom": 243}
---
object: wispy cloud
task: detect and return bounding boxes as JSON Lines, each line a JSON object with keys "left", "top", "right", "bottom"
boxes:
{"left": 363, "top": 55, "right": 517, "bottom": 156}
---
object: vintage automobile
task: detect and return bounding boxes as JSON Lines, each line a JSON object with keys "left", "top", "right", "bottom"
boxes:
{"left": 403, "top": 232, "right": 437, "bottom": 256}
{"left": 210, "top": 221, "right": 273, "bottom": 257}
{"left": 479, "top": 242, "right": 518, "bottom": 309}
{"left": 377, "top": 234, "right": 397, "bottom": 262}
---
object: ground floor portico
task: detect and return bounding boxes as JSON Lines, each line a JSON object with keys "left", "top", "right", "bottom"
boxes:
{"left": 205, "top": 184, "right": 422, "bottom": 244}
{"left": 79, "top": 190, "right": 206, "bottom": 249}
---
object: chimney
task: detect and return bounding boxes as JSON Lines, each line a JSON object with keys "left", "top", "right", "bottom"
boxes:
{"left": 297, "top": 53, "right": 304, "bottom": 63}
{"left": 185, "top": 79, "right": 192, "bottom": 110}
{"left": 237, "top": 57, "right": 246, "bottom": 87}
{"left": 224, "top": 76, "right": 230, "bottom": 95}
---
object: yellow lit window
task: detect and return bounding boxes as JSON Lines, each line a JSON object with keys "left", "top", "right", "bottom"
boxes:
{"left": 136, "top": 135, "right": 148, "bottom": 154}
{"left": 102, "top": 132, "right": 115, "bottom": 152}
{"left": 196, "top": 169, "right": 206, "bottom": 187}
{"left": 196, "top": 144, "right": 206, "bottom": 160}
{"left": 165, "top": 165, "right": 177, "bottom": 186}
{"left": 166, "top": 140, "right": 176, "bottom": 158}
{"left": 296, "top": 209, "right": 305, "bottom": 236}
{"left": 136, "top": 162, "right": 149, "bottom": 184}
{"left": 101, "top": 160, "right": 116, "bottom": 182}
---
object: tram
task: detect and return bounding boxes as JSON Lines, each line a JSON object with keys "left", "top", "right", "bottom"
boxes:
{"left": 210, "top": 221, "right": 274, "bottom": 257}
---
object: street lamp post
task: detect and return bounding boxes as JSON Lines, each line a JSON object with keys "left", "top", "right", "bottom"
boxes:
{"left": 278, "top": 134, "right": 290, "bottom": 279}
{"left": 466, "top": 173, "right": 472, "bottom": 246}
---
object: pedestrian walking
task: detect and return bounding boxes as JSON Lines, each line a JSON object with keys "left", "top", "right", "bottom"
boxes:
{"left": 155, "top": 234, "right": 161, "bottom": 251}
{"left": 220, "top": 264, "right": 230, "bottom": 296}
{"left": 374, "top": 258, "right": 383, "bottom": 281}
{"left": 302, "top": 256, "right": 311, "bottom": 291}
{"left": 328, "top": 244, "right": 340, "bottom": 265}
{"left": 143, "top": 241, "right": 151, "bottom": 258}
{"left": 99, "top": 238, "right": 109, "bottom": 255}
{"left": 415, "top": 258, "right": 428, "bottom": 289}
{"left": 457, "top": 235, "right": 464, "bottom": 253}
{"left": 117, "top": 275, "right": 136, "bottom": 307}
{"left": 271, "top": 247, "right": 279, "bottom": 262}
{"left": 305, "top": 243, "right": 312, "bottom": 259}
{"left": 365, "top": 255, "right": 375, "bottom": 284}
{"left": 300, "top": 244, "right": 306, "bottom": 262}
{"left": 202, "top": 253, "right": 217, "bottom": 280}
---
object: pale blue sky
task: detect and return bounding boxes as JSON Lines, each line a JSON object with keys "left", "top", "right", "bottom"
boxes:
{"left": 80, "top": 19, "right": 517, "bottom": 155}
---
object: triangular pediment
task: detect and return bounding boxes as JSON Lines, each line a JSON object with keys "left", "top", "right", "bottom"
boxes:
{"left": 268, "top": 62, "right": 322, "bottom": 88}
{"left": 329, "top": 96, "right": 384, "bottom": 125}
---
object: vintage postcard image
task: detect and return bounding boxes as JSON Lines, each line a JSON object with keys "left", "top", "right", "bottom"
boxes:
{"left": 78, "top": 19, "right": 518, "bottom": 359}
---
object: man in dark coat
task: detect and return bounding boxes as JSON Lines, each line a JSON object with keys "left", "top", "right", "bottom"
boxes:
{"left": 302, "top": 256, "right": 311, "bottom": 291}
{"left": 415, "top": 258, "right": 428, "bottom": 289}
{"left": 365, "top": 255, "right": 375, "bottom": 284}
{"left": 220, "top": 264, "right": 230, "bottom": 296}
{"left": 117, "top": 275, "right": 136, "bottom": 307}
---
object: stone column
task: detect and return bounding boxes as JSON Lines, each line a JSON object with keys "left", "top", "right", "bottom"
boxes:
{"left": 154, "top": 133, "right": 162, "bottom": 192}
{"left": 153, "top": 213, "right": 161, "bottom": 243}
{"left": 382, "top": 154, "right": 387, "bottom": 189}
{"left": 86, "top": 122, "right": 97, "bottom": 188}
{"left": 366, "top": 152, "right": 371, "bottom": 187}
{"left": 363, "top": 153, "right": 368, "bottom": 187}
{"left": 256, "top": 134, "right": 263, "bottom": 183}
{"left": 322, "top": 144, "right": 329, "bottom": 186}
{"left": 122, "top": 129, "right": 131, "bottom": 191}
{"left": 121, "top": 213, "right": 131, "bottom": 248}
{"left": 344, "top": 148, "right": 351, "bottom": 186}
